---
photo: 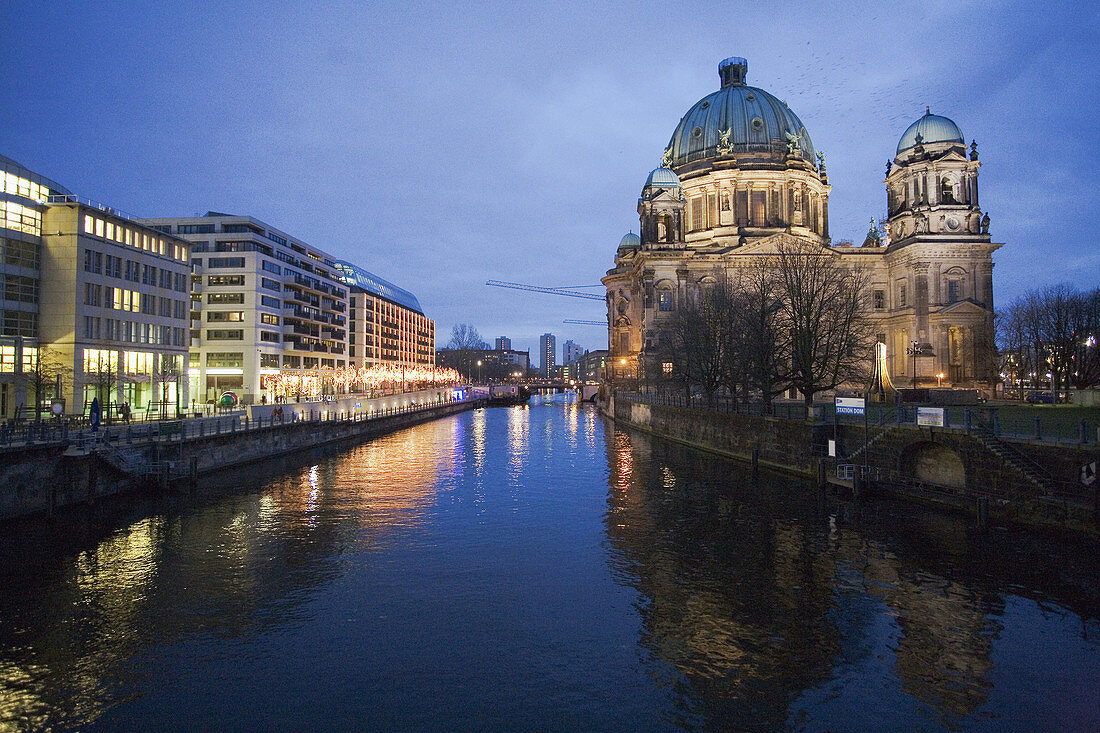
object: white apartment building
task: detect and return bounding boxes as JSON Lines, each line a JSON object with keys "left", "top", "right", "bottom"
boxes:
{"left": 141, "top": 213, "right": 350, "bottom": 405}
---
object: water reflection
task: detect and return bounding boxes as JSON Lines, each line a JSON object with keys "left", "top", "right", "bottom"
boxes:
{"left": 605, "top": 426, "right": 1100, "bottom": 730}
{"left": 0, "top": 400, "right": 1095, "bottom": 731}
{"left": 0, "top": 417, "right": 456, "bottom": 730}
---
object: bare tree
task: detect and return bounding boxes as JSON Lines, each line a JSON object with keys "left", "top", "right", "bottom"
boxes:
{"left": 1001, "top": 285, "right": 1100, "bottom": 398}
{"left": 727, "top": 262, "right": 789, "bottom": 410}
{"left": 18, "top": 345, "right": 72, "bottom": 421}
{"left": 446, "top": 323, "right": 489, "bottom": 351}
{"left": 85, "top": 353, "right": 120, "bottom": 423}
{"left": 773, "top": 239, "right": 873, "bottom": 409}
{"left": 443, "top": 323, "right": 489, "bottom": 382}
{"left": 1038, "top": 284, "right": 1078, "bottom": 401}
{"left": 663, "top": 286, "right": 725, "bottom": 406}
{"left": 1071, "top": 287, "right": 1100, "bottom": 389}
{"left": 152, "top": 355, "right": 182, "bottom": 418}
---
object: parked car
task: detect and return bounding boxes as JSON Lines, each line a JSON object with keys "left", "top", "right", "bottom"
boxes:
{"left": 1025, "top": 391, "right": 1055, "bottom": 404}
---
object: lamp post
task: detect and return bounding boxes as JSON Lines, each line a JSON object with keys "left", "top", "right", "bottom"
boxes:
{"left": 477, "top": 360, "right": 482, "bottom": 385}
{"left": 906, "top": 340, "right": 922, "bottom": 388}
{"left": 937, "top": 372, "right": 944, "bottom": 387}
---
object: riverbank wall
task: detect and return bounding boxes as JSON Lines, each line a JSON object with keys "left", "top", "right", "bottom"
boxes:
{"left": 604, "top": 392, "right": 1098, "bottom": 534}
{"left": 0, "top": 396, "right": 479, "bottom": 522}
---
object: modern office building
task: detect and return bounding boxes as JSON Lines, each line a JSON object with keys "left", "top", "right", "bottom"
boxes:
{"left": 435, "top": 347, "right": 528, "bottom": 382}
{"left": 563, "top": 340, "right": 584, "bottom": 366}
{"left": 1, "top": 154, "right": 191, "bottom": 418}
{"left": 495, "top": 336, "right": 511, "bottom": 351}
{"left": 576, "top": 349, "right": 608, "bottom": 383}
{"left": 141, "top": 213, "right": 351, "bottom": 404}
{"left": 334, "top": 261, "right": 434, "bottom": 371}
{"left": 539, "top": 333, "right": 556, "bottom": 378}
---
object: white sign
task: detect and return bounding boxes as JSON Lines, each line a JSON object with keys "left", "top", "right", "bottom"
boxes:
{"left": 836, "top": 397, "right": 865, "bottom": 415}
{"left": 828, "top": 439, "right": 836, "bottom": 457}
{"left": 1082, "top": 461, "right": 1096, "bottom": 486}
{"left": 916, "top": 407, "right": 945, "bottom": 427}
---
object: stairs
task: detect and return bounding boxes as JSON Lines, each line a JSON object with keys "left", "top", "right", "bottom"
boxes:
{"left": 969, "top": 425, "right": 1056, "bottom": 495}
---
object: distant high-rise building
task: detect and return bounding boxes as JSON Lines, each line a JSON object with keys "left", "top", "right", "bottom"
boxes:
{"left": 563, "top": 340, "right": 584, "bottom": 366}
{"left": 539, "top": 333, "right": 556, "bottom": 377}
{"left": 495, "top": 336, "right": 511, "bottom": 351}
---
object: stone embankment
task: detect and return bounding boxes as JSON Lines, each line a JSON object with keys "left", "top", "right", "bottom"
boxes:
{"left": 0, "top": 389, "right": 479, "bottom": 522}
{"left": 604, "top": 393, "right": 1098, "bottom": 535}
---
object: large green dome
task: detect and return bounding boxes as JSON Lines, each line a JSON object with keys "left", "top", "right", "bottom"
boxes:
{"left": 665, "top": 57, "right": 816, "bottom": 171}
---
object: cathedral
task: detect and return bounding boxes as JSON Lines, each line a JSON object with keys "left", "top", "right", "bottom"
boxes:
{"left": 603, "top": 56, "right": 1000, "bottom": 394}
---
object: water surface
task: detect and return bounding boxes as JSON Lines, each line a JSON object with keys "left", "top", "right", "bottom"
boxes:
{"left": 1, "top": 395, "right": 1097, "bottom": 730}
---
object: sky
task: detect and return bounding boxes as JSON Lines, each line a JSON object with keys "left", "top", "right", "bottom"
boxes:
{"left": 3, "top": 1, "right": 1098, "bottom": 361}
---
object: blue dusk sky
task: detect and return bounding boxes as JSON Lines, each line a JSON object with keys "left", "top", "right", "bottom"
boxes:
{"left": 3, "top": 1, "right": 1098, "bottom": 359}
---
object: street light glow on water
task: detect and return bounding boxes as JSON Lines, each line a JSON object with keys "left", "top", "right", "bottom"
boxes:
{"left": 0, "top": 395, "right": 1097, "bottom": 730}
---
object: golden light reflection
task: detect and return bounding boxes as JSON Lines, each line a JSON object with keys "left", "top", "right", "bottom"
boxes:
{"left": 507, "top": 406, "right": 530, "bottom": 478}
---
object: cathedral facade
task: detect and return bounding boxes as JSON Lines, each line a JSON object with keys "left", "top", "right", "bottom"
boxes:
{"left": 603, "top": 57, "right": 1000, "bottom": 393}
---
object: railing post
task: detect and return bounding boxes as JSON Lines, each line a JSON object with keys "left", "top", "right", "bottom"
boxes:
{"left": 992, "top": 411, "right": 1000, "bottom": 436}
{"left": 1080, "top": 419, "right": 1088, "bottom": 444}
{"left": 1034, "top": 416, "right": 1042, "bottom": 441}
{"left": 965, "top": 408, "right": 972, "bottom": 432}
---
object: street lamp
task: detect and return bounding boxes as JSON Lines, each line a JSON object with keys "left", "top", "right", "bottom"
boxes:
{"left": 477, "top": 360, "right": 482, "bottom": 385}
{"left": 937, "top": 372, "right": 945, "bottom": 387}
{"left": 905, "top": 340, "right": 922, "bottom": 388}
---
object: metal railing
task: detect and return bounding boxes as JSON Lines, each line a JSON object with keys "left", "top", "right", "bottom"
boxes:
{"left": 0, "top": 395, "right": 480, "bottom": 450}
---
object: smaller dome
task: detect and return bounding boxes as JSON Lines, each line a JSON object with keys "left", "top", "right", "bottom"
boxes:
{"left": 643, "top": 167, "right": 681, "bottom": 191}
{"left": 617, "top": 232, "right": 641, "bottom": 252}
{"left": 896, "top": 109, "right": 964, "bottom": 155}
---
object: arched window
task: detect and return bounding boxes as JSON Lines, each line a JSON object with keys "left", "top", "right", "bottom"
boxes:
{"left": 940, "top": 176, "right": 956, "bottom": 204}
{"left": 655, "top": 280, "right": 675, "bottom": 312}
{"left": 943, "top": 267, "right": 966, "bottom": 304}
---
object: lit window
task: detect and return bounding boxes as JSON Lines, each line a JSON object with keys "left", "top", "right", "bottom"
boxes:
{"left": 662, "top": 362, "right": 673, "bottom": 375}
{"left": 658, "top": 291, "right": 673, "bottom": 312}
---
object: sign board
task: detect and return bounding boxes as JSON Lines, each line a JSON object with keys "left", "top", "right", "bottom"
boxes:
{"left": 828, "top": 439, "right": 836, "bottom": 457}
{"left": 835, "top": 397, "right": 865, "bottom": 416}
{"left": 916, "top": 406, "right": 945, "bottom": 427}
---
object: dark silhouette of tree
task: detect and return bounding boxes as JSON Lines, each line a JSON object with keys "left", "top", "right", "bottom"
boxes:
{"left": 19, "top": 345, "right": 71, "bottom": 421}
{"left": 772, "top": 239, "right": 873, "bottom": 409}
{"left": 1000, "top": 284, "right": 1100, "bottom": 398}
{"left": 726, "top": 262, "right": 789, "bottom": 410}
{"left": 663, "top": 286, "right": 725, "bottom": 405}
{"left": 443, "top": 323, "right": 489, "bottom": 382}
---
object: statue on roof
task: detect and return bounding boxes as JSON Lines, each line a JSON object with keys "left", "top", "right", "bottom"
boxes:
{"left": 717, "top": 128, "right": 732, "bottom": 154}
{"left": 784, "top": 129, "right": 803, "bottom": 157}
{"left": 661, "top": 147, "right": 672, "bottom": 168}
{"left": 970, "top": 140, "right": 979, "bottom": 161}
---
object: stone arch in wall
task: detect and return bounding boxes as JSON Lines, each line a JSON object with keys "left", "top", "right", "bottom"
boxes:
{"left": 943, "top": 266, "right": 967, "bottom": 304}
{"left": 901, "top": 441, "right": 966, "bottom": 489}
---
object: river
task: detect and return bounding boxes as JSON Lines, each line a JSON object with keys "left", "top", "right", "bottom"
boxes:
{"left": 1, "top": 394, "right": 1097, "bottom": 731}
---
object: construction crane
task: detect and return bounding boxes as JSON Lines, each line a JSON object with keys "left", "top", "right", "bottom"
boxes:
{"left": 485, "top": 280, "right": 604, "bottom": 301}
{"left": 563, "top": 319, "right": 605, "bottom": 326}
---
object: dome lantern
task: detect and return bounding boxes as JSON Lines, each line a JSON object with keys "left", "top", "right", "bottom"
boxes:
{"left": 896, "top": 108, "right": 965, "bottom": 157}
{"left": 718, "top": 56, "right": 748, "bottom": 87}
